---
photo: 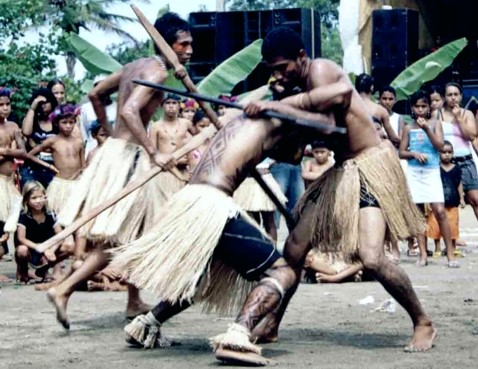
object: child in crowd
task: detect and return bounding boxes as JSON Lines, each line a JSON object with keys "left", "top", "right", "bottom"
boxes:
{"left": 15, "top": 181, "right": 74, "bottom": 283}
{"left": 86, "top": 120, "right": 109, "bottom": 165}
{"left": 379, "top": 85, "right": 404, "bottom": 138}
{"left": 187, "top": 109, "right": 212, "bottom": 173}
{"left": 428, "top": 85, "right": 445, "bottom": 119}
{"left": 301, "top": 140, "right": 334, "bottom": 188}
{"left": 27, "top": 104, "right": 84, "bottom": 215}
{"left": 427, "top": 141, "right": 465, "bottom": 257}
{"left": 399, "top": 90, "right": 458, "bottom": 268}
{"left": 179, "top": 98, "right": 199, "bottom": 122}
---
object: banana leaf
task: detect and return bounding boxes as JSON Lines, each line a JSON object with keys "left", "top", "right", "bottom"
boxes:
{"left": 198, "top": 39, "right": 263, "bottom": 97}
{"left": 66, "top": 33, "right": 123, "bottom": 75}
{"left": 391, "top": 38, "right": 468, "bottom": 101}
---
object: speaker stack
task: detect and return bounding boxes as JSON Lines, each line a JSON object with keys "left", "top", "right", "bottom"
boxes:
{"left": 188, "top": 8, "right": 321, "bottom": 94}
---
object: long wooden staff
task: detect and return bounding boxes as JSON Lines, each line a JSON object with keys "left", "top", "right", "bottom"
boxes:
{"left": 36, "top": 125, "right": 216, "bottom": 253}
{"left": 131, "top": 5, "right": 299, "bottom": 225}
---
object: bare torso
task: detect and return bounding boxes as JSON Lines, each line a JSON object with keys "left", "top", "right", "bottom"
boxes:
{"left": 151, "top": 118, "right": 190, "bottom": 154}
{"left": 0, "top": 121, "right": 19, "bottom": 176}
{"left": 306, "top": 59, "right": 381, "bottom": 162}
{"left": 50, "top": 136, "right": 84, "bottom": 179}
{"left": 112, "top": 57, "right": 167, "bottom": 143}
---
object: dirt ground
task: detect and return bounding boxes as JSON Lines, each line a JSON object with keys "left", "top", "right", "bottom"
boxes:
{"left": 1, "top": 208, "right": 477, "bottom": 369}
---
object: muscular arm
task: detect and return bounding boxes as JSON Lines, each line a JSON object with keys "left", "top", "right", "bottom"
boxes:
{"left": 281, "top": 81, "right": 352, "bottom": 112}
{"left": 120, "top": 70, "right": 167, "bottom": 157}
{"left": 88, "top": 71, "right": 121, "bottom": 136}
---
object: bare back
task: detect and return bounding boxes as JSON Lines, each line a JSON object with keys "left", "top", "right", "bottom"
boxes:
{"left": 191, "top": 113, "right": 287, "bottom": 195}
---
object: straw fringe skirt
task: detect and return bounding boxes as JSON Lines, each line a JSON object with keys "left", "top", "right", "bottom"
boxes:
{"left": 111, "top": 184, "right": 259, "bottom": 315}
{"left": 233, "top": 174, "right": 287, "bottom": 212}
{"left": 47, "top": 177, "right": 77, "bottom": 215}
{"left": 150, "top": 170, "right": 186, "bottom": 206}
{"left": 0, "top": 174, "right": 21, "bottom": 232}
{"left": 297, "top": 143, "right": 425, "bottom": 256}
{"left": 58, "top": 138, "right": 159, "bottom": 245}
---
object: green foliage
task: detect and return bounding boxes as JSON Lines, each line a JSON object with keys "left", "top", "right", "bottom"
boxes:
{"left": 106, "top": 40, "right": 151, "bottom": 66}
{"left": 198, "top": 40, "right": 263, "bottom": 96}
{"left": 66, "top": 32, "right": 122, "bottom": 75}
{"left": 391, "top": 38, "right": 468, "bottom": 101}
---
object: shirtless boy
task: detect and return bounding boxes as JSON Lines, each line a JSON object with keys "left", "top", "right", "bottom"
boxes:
{"left": 0, "top": 88, "right": 25, "bottom": 235}
{"left": 301, "top": 139, "right": 334, "bottom": 187}
{"left": 47, "top": 12, "right": 191, "bottom": 329}
{"left": 244, "top": 27, "right": 435, "bottom": 354}
{"left": 27, "top": 104, "right": 85, "bottom": 215}
{"left": 149, "top": 93, "right": 190, "bottom": 201}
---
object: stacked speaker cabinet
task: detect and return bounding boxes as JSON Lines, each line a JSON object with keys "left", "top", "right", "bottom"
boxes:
{"left": 371, "top": 8, "right": 419, "bottom": 92}
{"left": 188, "top": 8, "right": 321, "bottom": 93}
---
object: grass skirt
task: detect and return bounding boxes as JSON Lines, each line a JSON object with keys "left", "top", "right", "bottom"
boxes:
{"left": 0, "top": 173, "right": 21, "bottom": 232}
{"left": 111, "top": 184, "right": 258, "bottom": 315}
{"left": 150, "top": 170, "right": 186, "bottom": 206}
{"left": 58, "top": 138, "right": 159, "bottom": 245}
{"left": 47, "top": 176, "right": 77, "bottom": 215}
{"left": 233, "top": 174, "right": 287, "bottom": 212}
{"left": 297, "top": 143, "right": 425, "bottom": 256}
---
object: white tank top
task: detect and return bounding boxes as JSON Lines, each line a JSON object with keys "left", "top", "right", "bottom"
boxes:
{"left": 389, "top": 112, "right": 401, "bottom": 135}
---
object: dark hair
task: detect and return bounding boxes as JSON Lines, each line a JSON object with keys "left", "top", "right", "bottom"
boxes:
{"left": 428, "top": 85, "right": 444, "bottom": 98}
{"left": 162, "top": 93, "right": 181, "bottom": 104}
{"left": 90, "top": 120, "right": 101, "bottom": 136}
{"left": 445, "top": 82, "right": 462, "bottom": 95}
{"left": 355, "top": 73, "right": 374, "bottom": 94}
{"left": 262, "top": 26, "right": 305, "bottom": 63}
{"left": 29, "top": 88, "right": 58, "bottom": 117}
{"left": 49, "top": 103, "right": 79, "bottom": 125}
{"left": 311, "top": 140, "right": 330, "bottom": 150}
{"left": 192, "top": 109, "right": 207, "bottom": 125}
{"left": 379, "top": 85, "right": 396, "bottom": 97}
{"left": 443, "top": 140, "right": 453, "bottom": 150}
{"left": 154, "top": 12, "right": 190, "bottom": 53}
{"left": 410, "top": 90, "right": 430, "bottom": 106}
{"left": 0, "top": 87, "right": 12, "bottom": 99}
{"left": 47, "top": 78, "right": 65, "bottom": 92}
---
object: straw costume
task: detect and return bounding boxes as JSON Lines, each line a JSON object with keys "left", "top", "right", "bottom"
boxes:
{"left": 58, "top": 138, "right": 160, "bottom": 245}
{"left": 46, "top": 177, "right": 77, "bottom": 215}
{"left": 151, "top": 170, "right": 185, "bottom": 206}
{"left": 0, "top": 173, "right": 22, "bottom": 232}
{"left": 233, "top": 173, "right": 286, "bottom": 212}
{"left": 297, "top": 142, "right": 425, "bottom": 257}
{"left": 112, "top": 183, "right": 277, "bottom": 316}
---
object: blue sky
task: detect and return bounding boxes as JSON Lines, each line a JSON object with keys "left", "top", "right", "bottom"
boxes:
{"left": 58, "top": 0, "right": 218, "bottom": 78}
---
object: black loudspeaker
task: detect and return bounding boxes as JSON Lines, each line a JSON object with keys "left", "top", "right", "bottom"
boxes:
{"left": 188, "top": 8, "right": 321, "bottom": 93}
{"left": 371, "top": 8, "right": 419, "bottom": 92}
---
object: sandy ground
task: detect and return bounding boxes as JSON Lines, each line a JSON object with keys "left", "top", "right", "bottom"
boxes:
{"left": 0, "top": 208, "right": 477, "bottom": 369}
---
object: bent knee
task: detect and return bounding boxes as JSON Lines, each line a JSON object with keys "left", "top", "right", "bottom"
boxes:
{"left": 265, "top": 259, "right": 297, "bottom": 289}
{"left": 71, "top": 259, "right": 84, "bottom": 271}
{"left": 359, "top": 250, "right": 384, "bottom": 271}
{"left": 15, "top": 245, "right": 29, "bottom": 259}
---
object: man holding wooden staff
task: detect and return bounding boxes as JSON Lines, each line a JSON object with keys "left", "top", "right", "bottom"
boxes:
{"left": 47, "top": 12, "right": 193, "bottom": 329}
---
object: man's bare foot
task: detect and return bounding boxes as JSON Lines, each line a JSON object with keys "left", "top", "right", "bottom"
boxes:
{"left": 251, "top": 315, "right": 279, "bottom": 344}
{"left": 47, "top": 288, "right": 70, "bottom": 330}
{"left": 404, "top": 323, "right": 437, "bottom": 352}
{"left": 0, "top": 274, "right": 11, "bottom": 283}
{"left": 126, "top": 301, "right": 153, "bottom": 320}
